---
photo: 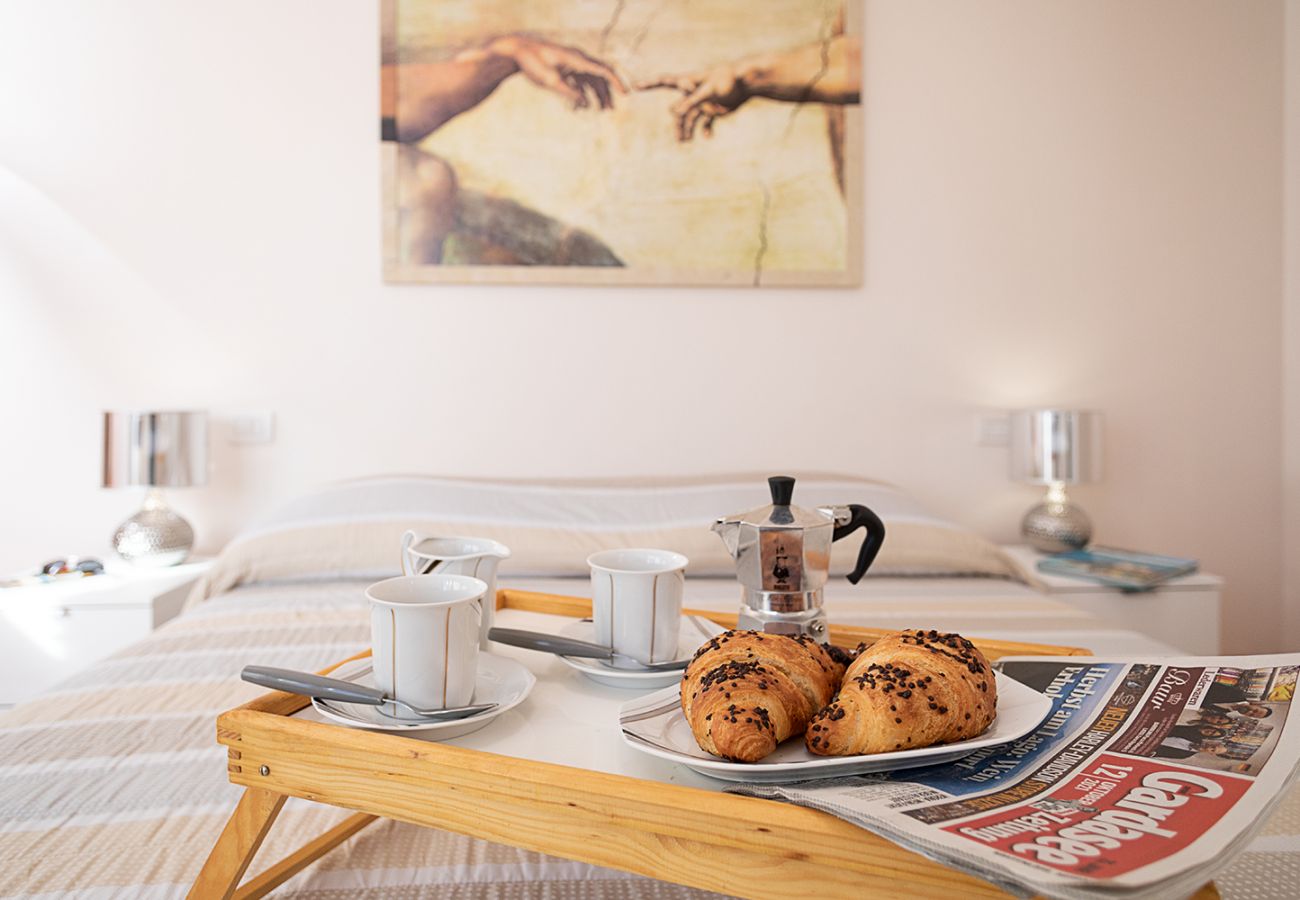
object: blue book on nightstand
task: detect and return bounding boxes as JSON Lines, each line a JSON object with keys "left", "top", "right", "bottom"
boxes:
{"left": 1037, "top": 547, "right": 1198, "bottom": 591}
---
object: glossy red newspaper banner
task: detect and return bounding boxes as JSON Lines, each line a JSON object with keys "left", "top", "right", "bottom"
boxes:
{"left": 942, "top": 753, "right": 1251, "bottom": 879}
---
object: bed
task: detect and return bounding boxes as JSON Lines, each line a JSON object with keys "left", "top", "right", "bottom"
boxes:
{"left": 0, "top": 476, "right": 1290, "bottom": 898}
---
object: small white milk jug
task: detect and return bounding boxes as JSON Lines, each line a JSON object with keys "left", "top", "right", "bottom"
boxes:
{"left": 400, "top": 530, "right": 512, "bottom": 650}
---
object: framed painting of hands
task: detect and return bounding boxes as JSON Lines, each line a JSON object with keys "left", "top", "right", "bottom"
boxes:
{"left": 381, "top": 0, "right": 862, "bottom": 287}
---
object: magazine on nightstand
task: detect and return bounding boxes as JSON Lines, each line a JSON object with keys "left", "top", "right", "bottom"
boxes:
{"left": 1037, "top": 547, "right": 1198, "bottom": 591}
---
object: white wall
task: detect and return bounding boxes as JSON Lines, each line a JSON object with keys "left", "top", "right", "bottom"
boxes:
{"left": 0, "top": 1, "right": 1288, "bottom": 652}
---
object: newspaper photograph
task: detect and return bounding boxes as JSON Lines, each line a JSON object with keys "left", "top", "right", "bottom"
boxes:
{"left": 731, "top": 654, "right": 1300, "bottom": 900}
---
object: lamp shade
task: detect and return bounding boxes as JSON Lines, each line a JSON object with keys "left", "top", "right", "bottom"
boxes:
{"left": 102, "top": 410, "right": 208, "bottom": 488}
{"left": 1009, "top": 409, "right": 1102, "bottom": 486}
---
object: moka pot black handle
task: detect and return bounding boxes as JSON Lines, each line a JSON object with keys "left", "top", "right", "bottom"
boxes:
{"left": 832, "top": 504, "right": 887, "bottom": 585}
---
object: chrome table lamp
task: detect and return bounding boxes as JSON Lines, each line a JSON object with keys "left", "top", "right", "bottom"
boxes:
{"left": 1010, "top": 409, "right": 1103, "bottom": 553}
{"left": 102, "top": 410, "right": 208, "bottom": 566}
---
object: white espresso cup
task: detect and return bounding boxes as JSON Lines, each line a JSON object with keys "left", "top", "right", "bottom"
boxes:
{"left": 400, "top": 531, "right": 511, "bottom": 651}
{"left": 587, "top": 548, "right": 688, "bottom": 665}
{"left": 367, "top": 574, "right": 486, "bottom": 719}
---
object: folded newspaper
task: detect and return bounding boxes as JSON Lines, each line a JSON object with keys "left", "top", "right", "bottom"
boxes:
{"left": 729, "top": 654, "right": 1300, "bottom": 900}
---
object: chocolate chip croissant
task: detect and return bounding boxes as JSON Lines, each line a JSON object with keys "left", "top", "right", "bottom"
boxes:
{"left": 681, "top": 631, "right": 847, "bottom": 763}
{"left": 806, "top": 629, "right": 996, "bottom": 756}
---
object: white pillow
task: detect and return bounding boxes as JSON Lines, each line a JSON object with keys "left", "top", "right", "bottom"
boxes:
{"left": 190, "top": 474, "right": 1017, "bottom": 604}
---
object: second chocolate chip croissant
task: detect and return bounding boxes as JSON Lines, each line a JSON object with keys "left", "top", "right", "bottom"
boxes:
{"left": 806, "top": 629, "right": 997, "bottom": 756}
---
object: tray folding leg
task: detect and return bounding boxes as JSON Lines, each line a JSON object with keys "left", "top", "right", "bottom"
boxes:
{"left": 189, "top": 785, "right": 378, "bottom": 900}
{"left": 188, "top": 787, "right": 286, "bottom": 899}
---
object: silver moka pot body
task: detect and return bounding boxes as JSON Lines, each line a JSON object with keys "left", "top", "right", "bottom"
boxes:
{"left": 712, "top": 476, "right": 887, "bottom": 640}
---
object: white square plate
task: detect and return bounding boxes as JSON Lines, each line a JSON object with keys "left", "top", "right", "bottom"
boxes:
{"left": 619, "top": 671, "right": 1051, "bottom": 783}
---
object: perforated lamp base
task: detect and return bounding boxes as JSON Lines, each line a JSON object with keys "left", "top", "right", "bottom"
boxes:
{"left": 111, "top": 489, "right": 194, "bottom": 567}
{"left": 1020, "top": 482, "right": 1092, "bottom": 554}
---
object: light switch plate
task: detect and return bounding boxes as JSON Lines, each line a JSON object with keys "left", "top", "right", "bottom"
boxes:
{"left": 975, "top": 412, "right": 1010, "bottom": 447}
{"left": 230, "top": 411, "right": 275, "bottom": 444}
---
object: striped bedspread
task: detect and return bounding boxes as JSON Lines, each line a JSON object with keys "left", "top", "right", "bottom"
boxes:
{"left": 1, "top": 580, "right": 1296, "bottom": 899}
{"left": 0, "top": 582, "right": 718, "bottom": 899}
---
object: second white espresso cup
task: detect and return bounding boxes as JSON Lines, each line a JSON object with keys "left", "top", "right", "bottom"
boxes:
{"left": 587, "top": 548, "right": 688, "bottom": 665}
{"left": 367, "top": 573, "right": 485, "bottom": 719}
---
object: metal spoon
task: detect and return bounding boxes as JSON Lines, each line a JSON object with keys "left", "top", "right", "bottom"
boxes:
{"left": 241, "top": 665, "right": 498, "bottom": 720}
{"left": 487, "top": 627, "right": 690, "bottom": 671}
{"left": 313, "top": 699, "right": 443, "bottom": 729}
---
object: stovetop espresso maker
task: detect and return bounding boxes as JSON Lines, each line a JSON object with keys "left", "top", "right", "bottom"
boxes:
{"left": 712, "top": 475, "right": 886, "bottom": 640}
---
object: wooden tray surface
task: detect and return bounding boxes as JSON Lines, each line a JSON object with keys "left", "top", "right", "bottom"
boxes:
{"left": 214, "top": 589, "right": 1211, "bottom": 900}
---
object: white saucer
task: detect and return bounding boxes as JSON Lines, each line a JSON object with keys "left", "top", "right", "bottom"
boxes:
{"left": 619, "top": 671, "right": 1052, "bottom": 783}
{"left": 312, "top": 653, "right": 535, "bottom": 739}
{"left": 554, "top": 616, "right": 723, "bottom": 689}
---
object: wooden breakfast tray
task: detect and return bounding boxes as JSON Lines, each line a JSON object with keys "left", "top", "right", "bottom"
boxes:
{"left": 189, "top": 590, "right": 1218, "bottom": 900}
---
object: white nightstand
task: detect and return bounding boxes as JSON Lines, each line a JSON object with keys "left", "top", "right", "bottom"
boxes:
{"left": 0, "top": 557, "right": 213, "bottom": 709}
{"left": 1000, "top": 545, "right": 1223, "bottom": 655}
